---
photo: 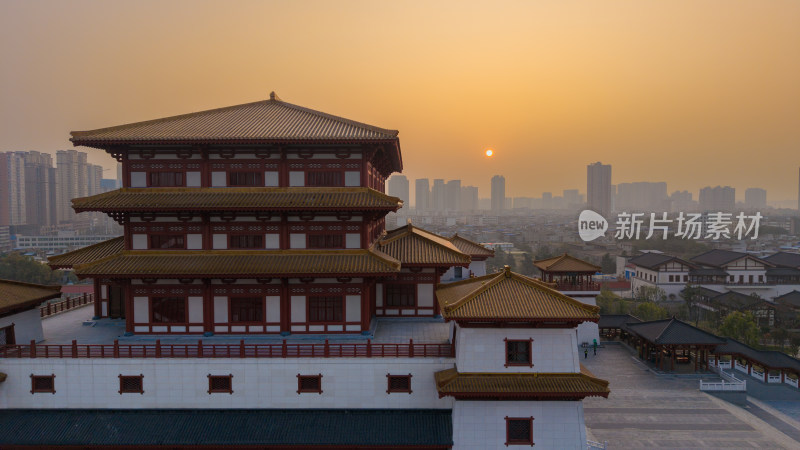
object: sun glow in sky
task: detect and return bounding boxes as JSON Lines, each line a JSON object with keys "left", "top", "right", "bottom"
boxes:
{"left": 1, "top": 1, "right": 799, "bottom": 204}
{"left": 486, "top": 149, "right": 493, "bottom": 157}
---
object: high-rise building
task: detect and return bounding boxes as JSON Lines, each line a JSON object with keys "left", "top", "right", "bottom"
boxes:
{"left": 744, "top": 188, "right": 767, "bottom": 210}
{"left": 670, "top": 190, "right": 695, "bottom": 213}
{"left": 387, "top": 175, "right": 409, "bottom": 210}
{"left": 23, "top": 151, "right": 57, "bottom": 228}
{"left": 87, "top": 164, "right": 104, "bottom": 197}
{"left": 445, "top": 179, "right": 461, "bottom": 212}
{"left": 0, "top": 152, "right": 28, "bottom": 226}
{"left": 490, "top": 175, "right": 505, "bottom": 213}
{"left": 563, "top": 189, "right": 580, "bottom": 209}
{"left": 432, "top": 179, "right": 446, "bottom": 211}
{"left": 699, "top": 186, "right": 735, "bottom": 212}
{"left": 414, "top": 178, "right": 430, "bottom": 211}
{"left": 56, "top": 150, "right": 88, "bottom": 224}
{"left": 460, "top": 186, "right": 478, "bottom": 212}
{"left": 587, "top": 162, "right": 612, "bottom": 216}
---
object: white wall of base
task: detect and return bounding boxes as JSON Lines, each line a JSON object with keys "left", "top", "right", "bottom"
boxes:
{"left": 452, "top": 400, "right": 587, "bottom": 450}
{"left": 576, "top": 321, "right": 599, "bottom": 347}
{"left": 0, "top": 358, "right": 454, "bottom": 410}
{"left": 0, "top": 309, "right": 43, "bottom": 344}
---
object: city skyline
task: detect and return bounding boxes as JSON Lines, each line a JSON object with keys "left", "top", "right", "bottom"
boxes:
{"left": 1, "top": 1, "right": 799, "bottom": 203}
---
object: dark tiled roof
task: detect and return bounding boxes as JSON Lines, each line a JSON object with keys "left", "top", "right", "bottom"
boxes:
{"left": 434, "top": 368, "right": 609, "bottom": 399}
{"left": 436, "top": 266, "right": 599, "bottom": 322}
{"left": 597, "top": 314, "right": 642, "bottom": 330}
{"left": 681, "top": 286, "right": 723, "bottom": 298}
{"left": 691, "top": 249, "right": 772, "bottom": 268}
{"left": 766, "top": 267, "right": 800, "bottom": 277}
{"left": 0, "top": 279, "right": 62, "bottom": 316}
{"left": 625, "top": 318, "right": 726, "bottom": 345}
{"left": 71, "top": 94, "right": 398, "bottom": 142}
{"left": 709, "top": 291, "right": 761, "bottom": 310}
{"left": 628, "top": 253, "right": 695, "bottom": 270}
{"left": 713, "top": 338, "right": 800, "bottom": 373}
{"left": 533, "top": 253, "right": 601, "bottom": 272}
{"left": 378, "top": 224, "right": 470, "bottom": 267}
{"left": 762, "top": 252, "right": 800, "bottom": 269}
{"left": 449, "top": 234, "right": 494, "bottom": 259}
{"left": 72, "top": 188, "right": 402, "bottom": 212}
{"left": 48, "top": 237, "right": 124, "bottom": 269}
{"left": 0, "top": 409, "right": 453, "bottom": 447}
{"left": 775, "top": 290, "right": 800, "bottom": 309}
{"left": 74, "top": 248, "right": 401, "bottom": 277}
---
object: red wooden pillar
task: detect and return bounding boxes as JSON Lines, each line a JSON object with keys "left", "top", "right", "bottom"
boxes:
{"left": 93, "top": 279, "right": 102, "bottom": 319}
{"left": 202, "top": 214, "right": 211, "bottom": 250}
{"left": 360, "top": 280, "right": 371, "bottom": 333}
{"left": 121, "top": 152, "right": 131, "bottom": 188}
{"left": 278, "top": 148, "right": 288, "bottom": 187}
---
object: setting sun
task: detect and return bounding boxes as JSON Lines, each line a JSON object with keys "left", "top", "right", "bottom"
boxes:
{"left": 485, "top": 149, "right": 493, "bottom": 157}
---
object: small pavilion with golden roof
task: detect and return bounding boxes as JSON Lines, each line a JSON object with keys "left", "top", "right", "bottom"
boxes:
{"left": 534, "top": 253, "right": 601, "bottom": 291}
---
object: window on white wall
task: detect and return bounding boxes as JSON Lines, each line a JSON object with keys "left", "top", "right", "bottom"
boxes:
{"left": 505, "top": 417, "right": 534, "bottom": 446}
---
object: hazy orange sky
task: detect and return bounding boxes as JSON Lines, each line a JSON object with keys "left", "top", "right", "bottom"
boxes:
{"left": 1, "top": 1, "right": 799, "bottom": 205}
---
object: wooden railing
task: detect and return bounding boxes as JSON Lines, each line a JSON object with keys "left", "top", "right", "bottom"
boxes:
{"left": 40, "top": 293, "right": 94, "bottom": 318}
{"left": 0, "top": 339, "right": 454, "bottom": 359}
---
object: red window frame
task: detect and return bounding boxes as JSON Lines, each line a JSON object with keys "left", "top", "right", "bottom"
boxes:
{"left": 207, "top": 374, "right": 233, "bottom": 394}
{"left": 386, "top": 374, "right": 412, "bottom": 394}
{"left": 504, "top": 338, "right": 533, "bottom": 368}
{"left": 307, "top": 234, "right": 344, "bottom": 249}
{"left": 118, "top": 374, "right": 144, "bottom": 395}
{"left": 297, "top": 374, "right": 323, "bottom": 394}
{"left": 150, "top": 297, "right": 187, "bottom": 324}
{"left": 306, "top": 171, "right": 343, "bottom": 187}
{"left": 30, "top": 374, "right": 55, "bottom": 394}
{"left": 149, "top": 171, "right": 184, "bottom": 187}
{"left": 385, "top": 284, "right": 416, "bottom": 308}
{"left": 229, "top": 297, "right": 264, "bottom": 323}
{"left": 149, "top": 234, "right": 186, "bottom": 249}
{"left": 505, "top": 417, "right": 534, "bottom": 446}
{"left": 229, "top": 234, "right": 264, "bottom": 249}
{"left": 229, "top": 171, "right": 263, "bottom": 186}
{"left": 308, "top": 296, "right": 343, "bottom": 323}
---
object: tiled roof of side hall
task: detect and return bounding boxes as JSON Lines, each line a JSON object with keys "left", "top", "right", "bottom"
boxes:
{"left": 762, "top": 251, "right": 800, "bottom": 269}
{"left": 48, "top": 237, "right": 124, "bottom": 269}
{"left": 628, "top": 253, "right": 695, "bottom": 270}
{"left": 72, "top": 188, "right": 403, "bottom": 212}
{"left": 435, "top": 266, "right": 599, "bottom": 322}
{"left": 434, "top": 368, "right": 610, "bottom": 400}
{"left": 0, "top": 279, "right": 62, "bottom": 316}
{"left": 625, "top": 318, "right": 726, "bottom": 346}
{"left": 712, "top": 338, "right": 800, "bottom": 373}
{"left": 533, "top": 253, "right": 601, "bottom": 272}
{"left": 377, "top": 224, "right": 471, "bottom": 267}
{"left": 70, "top": 93, "right": 399, "bottom": 143}
{"left": 690, "top": 249, "right": 773, "bottom": 268}
{"left": 73, "top": 248, "right": 401, "bottom": 278}
{"left": 448, "top": 234, "right": 494, "bottom": 259}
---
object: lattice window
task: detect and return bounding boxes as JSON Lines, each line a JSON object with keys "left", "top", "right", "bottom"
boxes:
{"left": 385, "top": 284, "right": 416, "bottom": 307}
{"left": 119, "top": 375, "right": 144, "bottom": 394}
{"left": 229, "top": 171, "right": 263, "bottom": 186}
{"left": 308, "top": 296, "right": 342, "bottom": 323}
{"left": 307, "top": 171, "right": 342, "bottom": 187}
{"left": 30, "top": 374, "right": 55, "bottom": 394}
{"left": 151, "top": 297, "right": 186, "bottom": 323}
{"left": 505, "top": 338, "right": 533, "bottom": 367}
{"left": 230, "top": 297, "right": 263, "bottom": 323}
{"left": 208, "top": 374, "right": 233, "bottom": 394}
{"left": 505, "top": 417, "right": 533, "bottom": 446}
{"left": 386, "top": 374, "right": 412, "bottom": 394}
{"left": 230, "top": 234, "right": 264, "bottom": 249}
{"left": 297, "top": 374, "right": 323, "bottom": 394}
{"left": 308, "top": 234, "right": 343, "bottom": 249}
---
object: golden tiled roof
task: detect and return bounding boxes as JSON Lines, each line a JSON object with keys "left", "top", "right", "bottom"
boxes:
{"left": 72, "top": 188, "right": 402, "bottom": 213}
{"left": 436, "top": 266, "right": 600, "bottom": 322}
{"left": 0, "top": 279, "right": 62, "bottom": 315}
{"left": 434, "top": 368, "right": 610, "bottom": 399}
{"left": 48, "top": 237, "right": 124, "bottom": 269}
{"left": 377, "top": 224, "right": 471, "bottom": 267}
{"left": 449, "top": 234, "right": 494, "bottom": 258}
{"left": 533, "top": 253, "right": 601, "bottom": 272}
{"left": 74, "top": 248, "right": 401, "bottom": 277}
{"left": 71, "top": 93, "right": 399, "bottom": 143}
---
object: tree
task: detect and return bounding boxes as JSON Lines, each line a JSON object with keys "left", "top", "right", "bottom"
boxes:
{"left": 718, "top": 312, "right": 760, "bottom": 348}
{"left": 0, "top": 253, "right": 67, "bottom": 285}
{"left": 680, "top": 285, "right": 705, "bottom": 325}
{"left": 633, "top": 302, "right": 669, "bottom": 321}
{"left": 636, "top": 285, "right": 667, "bottom": 303}
{"left": 600, "top": 253, "right": 615, "bottom": 275}
{"left": 519, "top": 252, "right": 534, "bottom": 276}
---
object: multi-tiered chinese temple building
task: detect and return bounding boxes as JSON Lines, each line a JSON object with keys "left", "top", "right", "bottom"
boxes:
{"left": 50, "top": 92, "right": 461, "bottom": 336}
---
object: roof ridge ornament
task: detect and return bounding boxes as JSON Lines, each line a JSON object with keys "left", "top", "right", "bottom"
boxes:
{"left": 269, "top": 91, "right": 281, "bottom": 101}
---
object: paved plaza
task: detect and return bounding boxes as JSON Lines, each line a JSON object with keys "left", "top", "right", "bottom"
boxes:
{"left": 584, "top": 343, "right": 800, "bottom": 449}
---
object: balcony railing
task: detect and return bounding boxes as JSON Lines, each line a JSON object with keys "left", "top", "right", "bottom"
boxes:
{"left": 0, "top": 339, "right": 454, "bottom": 359}
{"left": 554, "top": 282, "right": 601, "bottom": 291}
{"left": 40, "top": 293, "right": 94, "bottom": 318}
